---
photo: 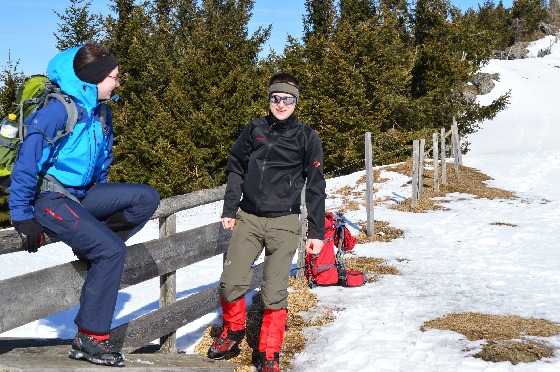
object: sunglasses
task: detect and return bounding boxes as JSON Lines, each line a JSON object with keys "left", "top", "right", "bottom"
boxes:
{"left": 269, "top": 95, "right": 296, "bottom": 105}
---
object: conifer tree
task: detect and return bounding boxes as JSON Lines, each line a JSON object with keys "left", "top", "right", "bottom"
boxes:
{"left": 54, "top": 0, "right": 105, "bottom": 50}
{"left": 547, "top": 0, "right": 560, "bottom": 26}
{"left": 303, "top": 0, "right": 336, "bottom": 40}
{"left": 283, "top": 0, "right": 415, "bottom": 172}
{"left": 494, "top": 1, "right": 514, "bottom": 48}
{"left": 512, "top": 0, "right": 548, "bottom": 40}
{"left": 0, "top": 55, "right": 24, "bottom": 226}
{"left": 105, "top": 0, "right": 272, "bottom": 197}
{"left": 471, "top": 0, "right": 513, "bottom": 50}
{"left": 411, "top": 0, "right": 509, "bottom": 140}
{"left": 412, "top": 0, "right": 477, "bottom": 131}
{"left": 0, "top": 54, "right": 23, "bottom": 118}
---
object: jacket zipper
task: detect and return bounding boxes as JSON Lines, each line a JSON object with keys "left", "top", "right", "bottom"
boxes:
{"left": 258, "top": 123, "right": 277, "bottom": 192}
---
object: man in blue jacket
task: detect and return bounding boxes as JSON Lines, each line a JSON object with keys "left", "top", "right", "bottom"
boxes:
{"left": 9, "top": 41, "right": 160, "bottom": 366}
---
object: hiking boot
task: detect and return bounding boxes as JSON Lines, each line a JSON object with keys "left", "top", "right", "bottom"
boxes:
{"left": 68, "top": 332, "right": 125, "bottom": 366}
{"left": 259, "top": 352, "right": 280, "bottom": 372}
{"left": 262, "top": 359, "right": 280, "bottom": 372}
{"left": 207, "top": 329, "right": 245, "bottom": 359}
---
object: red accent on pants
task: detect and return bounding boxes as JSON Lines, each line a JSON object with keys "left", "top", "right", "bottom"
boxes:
{"left": 78, "top": 327, "right": 109, "bottom": 341}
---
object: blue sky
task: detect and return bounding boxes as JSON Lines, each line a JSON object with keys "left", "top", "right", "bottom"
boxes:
{"left": 1, "top": 0, "right": 513, "bottom": 75}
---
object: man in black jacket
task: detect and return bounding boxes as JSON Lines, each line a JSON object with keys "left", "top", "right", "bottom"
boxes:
{"left": 207, "top": 73, "right": 326, "bottom": 371}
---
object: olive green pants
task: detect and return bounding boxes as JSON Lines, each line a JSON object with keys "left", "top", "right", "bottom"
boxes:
{"left": 219, "top": 210, "right": 301, "bottom": 309}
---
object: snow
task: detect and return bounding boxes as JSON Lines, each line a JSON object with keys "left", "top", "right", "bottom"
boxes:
{"left": 2, "top": 35, "right": 560, "bottom": 371}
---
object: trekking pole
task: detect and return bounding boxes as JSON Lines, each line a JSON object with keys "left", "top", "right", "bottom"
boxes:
{"left": 334, "top": 214, "right": 346, "bottom": 270}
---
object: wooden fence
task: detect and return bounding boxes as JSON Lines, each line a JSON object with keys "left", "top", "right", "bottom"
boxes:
{"left": 1, "top": 133, "right": 380, "bottom": 353}
{"left": 0, "top": 185, "right": 264, "bottom": 354}
{"left": 411, "top": 120, "right": 462, "bottom": 205}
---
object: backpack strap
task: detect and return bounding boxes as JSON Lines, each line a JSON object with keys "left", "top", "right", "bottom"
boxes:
{"left": 98, "top": 103, "right": 108, "bottom": 134}
{"left": 0, "top": 137, "right": 20, "bottom": 150}
{"left": 39, "top": 174, "right": 82, "bottom": 205}
{"left": 43, "top": 93, "right": 79, "bottom": 143}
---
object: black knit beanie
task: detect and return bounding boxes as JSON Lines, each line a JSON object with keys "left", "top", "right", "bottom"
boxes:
{"left": 74, "top": 52, "right": 118, "bottom": 84}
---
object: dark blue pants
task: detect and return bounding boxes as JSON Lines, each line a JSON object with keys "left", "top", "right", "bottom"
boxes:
{"left": 34, "top": 183, "right": 160, "bottom": 334}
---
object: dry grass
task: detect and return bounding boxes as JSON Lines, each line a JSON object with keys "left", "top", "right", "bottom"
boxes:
{"left": 355, "top": 220, "right": 404, "bottom": 243}
{"left": 344, "top": 256, "right": 399, "bottom": 282}
{"left": 421, "top": 313, "right": 560, "bottom": 364}
{"left": 387, "top": 160, "right": 516, "bottom": 213}
{"left": 193, "top": 262, "right": 397, "bottom": 371}
{"left": 356, "top": 169, "right": 387, "bottom": 185}
{"left": 194, "top": 278, "right": 331, "bottom": 371}
{"left": 490, "top": 222, "right": 518, "bottom": 227}
{"left": 330, "top": 170, "right": 387, "bottom": 213}
{"left": 474, "top": 339, "right": 555, "bottom": 364}
{"left": 339, "top": 197, "right": 361, "bottom": 213}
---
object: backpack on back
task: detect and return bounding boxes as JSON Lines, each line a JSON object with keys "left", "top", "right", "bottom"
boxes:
{"left": 304, "top": 212, "right": 366, "bottom": 288}
{"left": 0, "top": 74, "right": 79, "bottom": 189}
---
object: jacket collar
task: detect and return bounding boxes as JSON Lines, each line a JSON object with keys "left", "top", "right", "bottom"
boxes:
{"left": 266, "top": 112, "right": 297, "bottom": 132}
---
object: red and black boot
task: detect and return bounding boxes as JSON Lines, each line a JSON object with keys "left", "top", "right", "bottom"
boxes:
{"left": 258, "top": 308, "right": 288, "bottom": 371}
{"left": 207, "top": 297, "right": 246, "bottom": 359}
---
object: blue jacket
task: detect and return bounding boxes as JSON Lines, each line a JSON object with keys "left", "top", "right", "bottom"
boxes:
{"left": 9, "top": 46, "right": 114, "bottom": 221}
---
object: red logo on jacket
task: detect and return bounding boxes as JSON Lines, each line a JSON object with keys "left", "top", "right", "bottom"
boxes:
{"left": 313, "top": 161, "right": 321, "bottom": 168}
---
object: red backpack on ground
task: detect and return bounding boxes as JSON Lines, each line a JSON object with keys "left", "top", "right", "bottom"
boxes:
{"left": 304, "top": 212, "right": 366, "bottom": 287}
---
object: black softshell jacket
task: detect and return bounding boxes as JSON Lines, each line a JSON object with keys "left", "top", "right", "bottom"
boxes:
{"left": 222, "top": 113, "right": 326, "bottom": 240}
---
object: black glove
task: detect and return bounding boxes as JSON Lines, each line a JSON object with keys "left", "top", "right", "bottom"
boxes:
{"left": 13, "top": 219, "right": 44, "bottom": 253}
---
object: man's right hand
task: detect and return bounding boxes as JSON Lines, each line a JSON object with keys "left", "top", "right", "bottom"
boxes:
{"left": 12, "top": 219, "right": 44, "bottom": 253}
{"left": 221, "top": 217, "right": 236, "bottom": 231}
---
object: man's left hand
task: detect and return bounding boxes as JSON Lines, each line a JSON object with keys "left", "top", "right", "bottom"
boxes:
{"left": 305, "top": 238, "right": 324, "bottom": 255}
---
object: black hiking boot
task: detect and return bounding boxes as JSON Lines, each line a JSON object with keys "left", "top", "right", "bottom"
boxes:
{"left": 207, "top": 329, "right": 245, "bottom": 359}
{"left": 68, "top": 332, "right": 125, "bottom": 367}
{"left": 258, "top": 352, "right": 280, "bottom": 372}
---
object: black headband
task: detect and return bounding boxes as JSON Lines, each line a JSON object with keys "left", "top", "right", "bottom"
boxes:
{"left": 75, "top": 53, "right": 118, "bottom": 84}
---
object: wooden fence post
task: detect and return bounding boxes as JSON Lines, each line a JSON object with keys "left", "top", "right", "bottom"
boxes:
{"left": 432, "top": 132, "right": 439, "bottom": 192}
{"left": 159, "top": 214, "right": 177, "bottom": 353}
{"left": 365, "top": 132, "right": 374, "bottom": 237}
{"left": 418, "top": 139, "right": 425, "bottom": 200}
{"left": 412, "top": 140, "right": 419, "bottom": 206}
{"left": 451, "top": 118, "right": 460, "bottom": 173}
{"left": 296, "top": 184, "right": 307, "bottom": 279}
{"left": 440, "top": 128, "right": 447, "bottom": 184}
{"left": 454, "top": 118, "right": 463, "bottom": 166}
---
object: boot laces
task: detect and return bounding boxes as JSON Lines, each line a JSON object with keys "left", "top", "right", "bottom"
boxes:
{"left": 78, "top": 333, "right": 112, "bottom": 352}
{"left": 218, "top": 330, "right": 229, "bottom": 343}
{"left": 264, "top": 359, "right": 279, "bottom": 372}
{"left": 92, "top": 338, "right": 111, "bottom": 352}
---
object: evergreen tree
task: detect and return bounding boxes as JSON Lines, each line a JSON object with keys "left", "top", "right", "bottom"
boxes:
{"left": 411, "top": 0, "right": 509, "bottom": 141}
{"left": 283, "top": 0, "right": 415, "bottom": 172}
{"left": 339, "top": 0, "right": 375, "bottom": 22}
{"left": 547, "top": 0, "right": 560, "bottom": 27}
{"left": 511, "top": 0, "right": 548, "bottom": 39}
{"left": 0, "top": 53, "right": 23, "bottom": 118}
{"left": 303, "top": 0, "right": 336, "bottom": 42}
{"left": 474, "top": 0, "right": 513, "bottom": 50}
{"left": 105, "top": 0, "right": 272, "bottom": 197}
{"left": 0, "top": 55, "right": 24, "bottom": 227}
{"left": 54, "top": 0, "right": 105, "bottom": 50}
{"left": 494, "top": 1, "right": 514, "bottom": 48}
